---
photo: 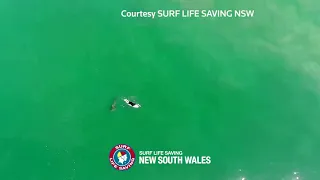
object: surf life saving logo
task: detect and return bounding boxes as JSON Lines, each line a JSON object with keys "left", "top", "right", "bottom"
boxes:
{"left": 109, "top": 144, "right": 136, "bottom": 171}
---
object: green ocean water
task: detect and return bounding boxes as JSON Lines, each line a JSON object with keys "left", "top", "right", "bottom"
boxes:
{"left": 1, "top": 0, "right": 320, "bottom": 179}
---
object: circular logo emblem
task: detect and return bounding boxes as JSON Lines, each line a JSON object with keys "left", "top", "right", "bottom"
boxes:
{"left": 109, "top": 144, "right": 136, "bottom": 171}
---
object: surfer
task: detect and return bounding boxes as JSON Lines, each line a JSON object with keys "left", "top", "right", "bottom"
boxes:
{"left": 123, "top": 98, "right": 141, "bottom": 108}
{"left": 110, "top": 98, "right": 117, "bottom": 111}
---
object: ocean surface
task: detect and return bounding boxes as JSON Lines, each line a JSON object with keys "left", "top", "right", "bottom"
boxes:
{"left": 1, "top": 0, "right": 320, "bottom": 179}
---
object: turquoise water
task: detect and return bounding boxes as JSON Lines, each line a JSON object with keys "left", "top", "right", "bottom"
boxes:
{"left": 1, "top": 0, "right": 320, "bottom": 179}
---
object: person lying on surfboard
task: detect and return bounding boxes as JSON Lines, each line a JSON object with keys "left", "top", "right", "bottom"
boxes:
{"left": 123, "top": 98, "right": 141, "bottom": 108}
